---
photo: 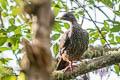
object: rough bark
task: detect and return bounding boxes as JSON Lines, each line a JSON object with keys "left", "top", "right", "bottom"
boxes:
{"left": 53, "top": 50, "right": 120, "bottom": 80}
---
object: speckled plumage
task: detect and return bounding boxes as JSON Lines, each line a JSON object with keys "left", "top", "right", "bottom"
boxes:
{"left": 57, "top": 12, "right": 89, "bottom": 70}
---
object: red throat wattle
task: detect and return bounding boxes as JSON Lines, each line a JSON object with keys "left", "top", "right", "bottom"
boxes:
{"left": 69, "top": 21, "right": 72, "bottom": 24}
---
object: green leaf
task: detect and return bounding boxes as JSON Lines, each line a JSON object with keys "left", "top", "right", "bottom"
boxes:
{"left": 18, "top": 72, "right": 25, "bottom": 80}
{"left": 108, "top": 39, "right": 115, "bottom": 43}
{"left": 64, "top": 23, "right": 70, "bottom": 29}
{"left": 62, "top": 2, "right": 69, "bottom": 11}
{"left": 114, "top": 10, "right": 120, "bottom": 16}
{"left": 52, "top": 22, "right": 63, "bottom": 33}
{"left": 0, "top": 47, "right": 10, "bottom": 51}
{"left": 7, "top": 26, "right": 17, "bottom": 32}
{"left": 97, "top": 0, "right": 113, "bottom": 8}
{"left": 0, "top": 37, "right": 7, "bottom": 46}
{"left": 15, "top": 26, "right": 21, "bottom": 34}
{"left": 0, "top": 29, "right": 6, "bottom": 33}
{"left": 53, "top": 1, "right": 61, "bottom": 16}
{"left": 88, "top": 0, "right": 94, "bottom": 4}
{"left": 2, "top": 12, "right": 8, "bottom": 17}
{"left": 94, "top": 31, "right": 99, "bottom": 39}
{"left": 10, "top": 8, "right": 21, "bottom": 16}
{"left": 0, "top": 61, "right": 13, "bottom": 79}
{"left": 89, "top": 32, "right": 96, "bottom": 37}
{"left": 0, "top": 58, "right": 12, "bottom": 62}
{"left": 89, "top": 38, "right": 96, "bottom": 44}
{"left": 24, "top": 29, "right": 31, "bottom": 33}
{"left": 9, "top": 18, "right": 15, "bottom": 25}
{"left": 108, "top": 33, "right": 114, "bottom": 38}
{"left": 1, "top": 75, "right": 17, "bottom": 80}
{"left": 53, "top": 43, "right": 59, "bottom": 56}
{"left": 108, "top": 33, "right": 115, "bottom": 43}
{"left": 53, "top": 7, "right": 60, "bottom": 16}
{"left": 100, "top": 39, "right": 105, "bottom": 45}
{"left": 75, "top": 14, "right": 79, "bottom": 19}
{"left": 14, "top": 0, "right": 24, "bottom": 7}
{"left": 54, "top": 1, "right": 61, "bottom": 8}
{"left": 0, "top": 58, "right": 12, "bottom": 65}
{"left": 0, "top": 7, "right": 2, "bottom": 12}
{"left": 116, "top": 36, "right": 120, "bottom": 43}
{"left": 26, "top": 34, "right": 31, "bottom": 39}
{"left": 4, "top": 58, "right": 12, "bottom": 61}
{"left": 87, "top": 28, "right": 96, "bottom": 33}
{"left": 107, "top": 20, "right": 120, "bottom": 25}
{"left": 111, "top": 25, "right": 120, "bottom": 32}
{"left": 17, "top": 49, "right": 22, "bottom": 54}
{"left": 12, "top": 40, "right": 19, "bottom": 51}
{"left": 114, "top": 65, "right": 119, "bottom": 75}
{"left": 51, "top": 34, "right": 60, "bottom": 40}
{"left": 9, "top": 37, "right": 17, "bottom": 46}
{"left": 103, "top": 21, "right": 110, "bottom": 31}
{"left": 78, "top": 11, "right": 84, "bottom": 15}
{"left": 0, "top": 0, "right": 8, "bottom": 10}
{"left": 9, "top": 34, "right": 21, "bottom": 51}
{"left": 17, "top": 18, "right": 22, "bottom": 23}
{"left": 0, "top": 29, "right": 7, "bottom": 37}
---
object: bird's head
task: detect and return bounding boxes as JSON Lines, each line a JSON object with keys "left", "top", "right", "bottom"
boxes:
{"left": 61, "top": 12, "right": 76, "bottom": 23}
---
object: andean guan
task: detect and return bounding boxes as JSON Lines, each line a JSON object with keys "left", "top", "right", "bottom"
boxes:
{"left": 56, "top": 12, "right": 89, "bottom": 72}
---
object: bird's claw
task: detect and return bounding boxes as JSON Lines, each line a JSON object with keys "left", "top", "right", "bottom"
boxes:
{"left": 64, "top": 61, "right": 73, "bottom": 73}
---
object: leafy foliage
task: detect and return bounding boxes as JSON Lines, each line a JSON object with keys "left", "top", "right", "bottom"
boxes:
{"left": 1, "top": 75, "right": 17, "bottom": 80}
{"left": 51, "top": 34, "right": 60, "bottom": 40}
{"left": 18, "top": 72, "right": 26, "bottom": 80}
{"left": 0, "top": 61, "right": 13, "bottom": 79}
{"left": 114, "top": 65, "right": 120, "bottom": 75}
{"left": 0, "top": 0, "right": 120, "bottom": 79}
{"left": 53, "top": 43, "right": 59, "bottom": 56}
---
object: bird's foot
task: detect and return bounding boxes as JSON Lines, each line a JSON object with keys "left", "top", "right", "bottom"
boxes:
{"left": 64, "top": 61, "right": 72, "bottom": 72}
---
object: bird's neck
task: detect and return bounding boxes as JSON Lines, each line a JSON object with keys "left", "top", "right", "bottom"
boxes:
{"left": 70, "top": 20, "right": 79, "bottom": 28}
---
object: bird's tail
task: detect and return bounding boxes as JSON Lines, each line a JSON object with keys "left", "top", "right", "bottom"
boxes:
{"left": 56, "top": 57, "right": 68, "bottom": 70}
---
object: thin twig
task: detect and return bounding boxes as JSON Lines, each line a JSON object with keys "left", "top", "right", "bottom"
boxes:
{"left": 80, "top": 0, "right": 85, "bottom": 27}
{"left": 80, "top": 16, "right": 104, "bottom": 24}
{"left": 105, "top": 43, "right": 120, "bottom": 46}
{"left": 94, "top": 4, "right": 96, "bottom": 21}
{"left": 0, "top": 12, "right": 4, "bottom": 28}
{"left": 93, "top": 5, "right": 111, "bottom": 20}
{"left": 12, "top": 50, "right": 19, "bottom": 65}
{"left": 15, "top": 53, "right": 19, "bottom": 65}
{"left": 112, "top": 0, "right": 116, "bottom": 27}
{"left": 80, "top": 16, "right": 114, "bottom": 26}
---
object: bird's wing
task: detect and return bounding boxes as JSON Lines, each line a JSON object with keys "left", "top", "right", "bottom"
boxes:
{"left": 83, "top": 29, "right": 89, "bottom": 42}
{"left": 60, "top": 30, "right": 70, "bottom": 55}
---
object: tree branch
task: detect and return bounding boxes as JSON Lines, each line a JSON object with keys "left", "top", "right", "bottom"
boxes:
{"left": 53, "top": 50, "right": 120, "bottom": 80}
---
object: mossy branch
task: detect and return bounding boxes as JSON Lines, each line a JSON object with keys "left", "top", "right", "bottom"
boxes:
{"left": 53, "top": 50, "right": 120, "bottom": 80}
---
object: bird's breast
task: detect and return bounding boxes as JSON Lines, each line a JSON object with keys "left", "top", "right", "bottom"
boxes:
{"left": 66, "top": 27, "right": 89, "bottom": 60}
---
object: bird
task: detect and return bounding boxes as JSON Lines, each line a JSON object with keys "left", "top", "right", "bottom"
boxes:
{"left": 56, "top": 12, "right": 89, "bottom": 72}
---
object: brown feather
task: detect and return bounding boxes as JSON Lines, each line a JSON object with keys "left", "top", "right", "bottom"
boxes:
{"left": 56, "top": 12, "right": 89, "bottom": 70}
